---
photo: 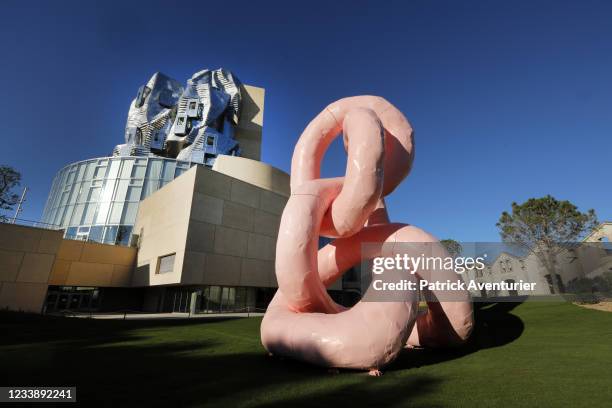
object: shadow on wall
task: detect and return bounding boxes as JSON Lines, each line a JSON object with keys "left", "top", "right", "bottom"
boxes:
{"left": 240, "top": 85, "right": 262, "bottom": 126}
{"left": 236, "top": 85, "right": 263, "bottom": 161}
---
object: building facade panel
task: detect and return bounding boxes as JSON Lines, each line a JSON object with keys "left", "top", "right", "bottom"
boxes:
{"left": 246, "top": 233, "right": 276, "bottom": 261}
{"left": 230, "top": 179, "right": 261, "bottom": 208}
{"left": 253, "top": 209, "right": 281, "bottom": 237}
{"left": 181, "top": 251, "right": 207, "bottom": 284}
{"left": 185, "top": 221, "right": 216, "bottom": 253}
{"left": 191, "top": 193, "right": 224, "bottom": 224}
{"left": 259, "top": 190, "right": 288, "bottom": 215}
{"left": 202, "top": 253, "right": 243, "bottom": 286}
{"left": 0, "top": 282, "right": 49, "bottom": 313}
{"left": 48, "top": 259, "right": 71, "bottom": 286}
{"left": 0, "top": 249, "right": 24, "bottom": 282}
{"left": 213, "top": 226, "right": 249, "bottom": 257}
{"left": 212, "top": 155, "right": 290, "bottom": 197}
{"left": 221, "top": 201, "right": 255, "bottom": 232}
{"left": 0, "top": 225, "right": 63, "bottom": 312}
{"left": 16, "top": 253, "right": 55, "bottom": 283}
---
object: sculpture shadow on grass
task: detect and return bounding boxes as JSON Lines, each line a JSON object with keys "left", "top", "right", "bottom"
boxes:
{"left": 254, "top": 300, "right": 525, "bottom": 407}
{"left": 389, "top": 300, "right": 525, "bottom": 371}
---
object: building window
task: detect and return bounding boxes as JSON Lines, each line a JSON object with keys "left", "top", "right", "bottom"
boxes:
{"left": 103, "top": 226, "right": 118, "bottom": 244}
{"left": 158, "top": 253, "right": 176, "bottom": 274}
{"left": 65, "top": 227, "right": 77, "bottom": 239}
{"left": 116, "top": 226, "right": 132, "bottom": 246}
{"left": 88, "top": 226, "right": 104, "bottom": 243}
{"left": 76, "top": 226, "right": 90, "bottom": 241}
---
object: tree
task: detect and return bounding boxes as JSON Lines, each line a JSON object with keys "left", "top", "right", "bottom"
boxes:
{"left": 0, "top": 165, "right": 21, "bottom": 221}
{"left": 496, "top": 195, "right": 598, "bottom": 294}
{"left": 441, "top": 239, "right": 462, "bottom": 258}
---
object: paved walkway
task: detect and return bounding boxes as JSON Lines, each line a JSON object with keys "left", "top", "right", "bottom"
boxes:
{"left": 64, "top": 311, "right": 265, "bottom": 320}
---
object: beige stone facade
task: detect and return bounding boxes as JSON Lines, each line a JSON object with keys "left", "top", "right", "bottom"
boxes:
{"left": 0, "top": 224, "right": 60, "bottom": 312}
{"left": 0, "top": 223, "right": 136, "bottom": 312}
{"left": 132, "top": 163, "right": 289, "bottom": 289}
{"left": 49, "top": 240, "right": 136, "bottom": 287}
{"left": 235, "top": 85, "right": 264, "bottom": 161}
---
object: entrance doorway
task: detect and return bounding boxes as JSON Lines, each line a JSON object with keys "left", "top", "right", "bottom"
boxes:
{"left": 161, "top": 288, "right": 193, "bottom": 313}
{"left": 45, "top": 286, "right": 101, "bottom": 313}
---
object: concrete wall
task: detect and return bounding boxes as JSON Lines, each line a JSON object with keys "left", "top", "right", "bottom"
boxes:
{"left": 0, "top": 222, "right": 137, "bottom": 313}
{"left": 235, "top": 85, "right": 264, "bottom": 161}
{"left": 133, "top": 163, "right": 290, "bottom": 289}
{"left": 186, "top": 164, "right": 288, "bottom": 287}
{"left": 212, "top": 155, "right": 290, "bottom": 197}
{"left": 0, "top": 224, "right": 61, "bottom": 313}
{"left": 49, "top": 240, "right": 136, "bottom": 287}
{"left": 131, "top": 167, "right": 197, "bottom": 286}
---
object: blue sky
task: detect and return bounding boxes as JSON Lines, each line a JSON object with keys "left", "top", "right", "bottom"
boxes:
{"left": 0, "top": 0, "right": 610, "bottom": 241}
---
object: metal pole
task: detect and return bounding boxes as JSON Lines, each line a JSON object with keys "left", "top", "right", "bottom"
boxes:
{"left": 11, "top": 187, "right": 27, "bottom": 224}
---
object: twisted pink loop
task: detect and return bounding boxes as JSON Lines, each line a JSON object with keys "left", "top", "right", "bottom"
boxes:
{"left": 261, "top": 96, "right": 473, "bottom": 370}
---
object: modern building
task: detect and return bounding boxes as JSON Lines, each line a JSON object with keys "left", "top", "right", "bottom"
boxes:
{"left": 40, "top": 68, "right": 262, "bottom": 246}
{"left": 0, "top": 68, "right": 344, "bottom": 314}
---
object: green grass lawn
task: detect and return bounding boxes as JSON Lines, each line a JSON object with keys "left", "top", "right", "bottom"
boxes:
{"left": 1, "top": 302, "right": 611, "bottom": 407}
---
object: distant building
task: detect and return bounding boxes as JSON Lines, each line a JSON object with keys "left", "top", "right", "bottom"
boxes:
{"left": 463, "top": 222, "right": 612, "bottom": 298}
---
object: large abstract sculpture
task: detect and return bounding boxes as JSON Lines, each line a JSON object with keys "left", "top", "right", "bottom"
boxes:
{"left": 113, "top": 68, "right": 242, "bottom": 166}
{"left": 261, "top": 96, "right": 474, "bottom": 374}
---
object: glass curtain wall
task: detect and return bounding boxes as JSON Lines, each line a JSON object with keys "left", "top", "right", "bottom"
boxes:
{"left": 194, "top": 286, "right": 272, "bottom": 313}
{"left": 158, "top": 286, "right": 271, "bottom": 313}
{"left": 41, "top": 157, "right": 193, "bottom": 246}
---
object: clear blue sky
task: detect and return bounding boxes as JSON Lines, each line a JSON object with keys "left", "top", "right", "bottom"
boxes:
{"left": 0, "top": 0, "right": 610, "bottom": 241}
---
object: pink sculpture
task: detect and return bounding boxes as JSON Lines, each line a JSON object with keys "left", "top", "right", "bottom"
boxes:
{"left": 260, "top": 96, "right": 473, "bottom": 375}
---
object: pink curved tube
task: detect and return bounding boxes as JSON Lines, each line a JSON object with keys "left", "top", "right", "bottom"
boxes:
{"left": 261, "top": 96, "right": 473, "bottom": 371}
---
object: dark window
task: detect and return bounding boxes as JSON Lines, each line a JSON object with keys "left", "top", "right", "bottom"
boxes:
{"left": 88, "top": 226, "right": 104, "bottom": 243}
{"left": 57, "top": 295, "right": 68, "bottom": 310}
{"left": 116, "top": 226, "right": 132, "bottom": 246}
{"left": 135, "top": 128, "right": 143, "bottom": 145}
